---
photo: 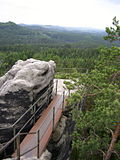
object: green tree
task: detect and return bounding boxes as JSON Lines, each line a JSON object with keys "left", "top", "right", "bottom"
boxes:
{"left": 104, "top": 17, "right": 120, "bottom": 42}
{"left": 70, "top": 46, "right": 120, "bottom": 160}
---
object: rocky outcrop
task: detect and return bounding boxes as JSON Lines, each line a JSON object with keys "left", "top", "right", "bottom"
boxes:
{"left": 0, "top": 58, "right": 56, "bottom": 144}
{"left": 39, "top": 149, "right": 52, "bottom": 160}
{"left": 47, "top": 106, "right": 75, "bottom": 160}
{"left": 51, "top": 116, "right": 67, "bottom": 143}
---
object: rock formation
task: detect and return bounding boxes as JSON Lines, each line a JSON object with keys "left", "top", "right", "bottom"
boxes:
{"left": 0, "top": 58, "right": 56, "bottom": 144}
{"left": 47, "top": 108, "right": 75, "bottom": 160}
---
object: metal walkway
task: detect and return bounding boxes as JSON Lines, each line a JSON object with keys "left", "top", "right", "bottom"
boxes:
{"left": 13, "top": 95, "right": 64, "bottom": 159}
{"left": 0, "top": 79, "right": 68, "bottom": 159}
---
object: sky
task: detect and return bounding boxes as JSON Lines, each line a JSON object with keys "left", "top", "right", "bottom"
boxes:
{"left": 0, "top": 0, "right": 120, "bottom": 29}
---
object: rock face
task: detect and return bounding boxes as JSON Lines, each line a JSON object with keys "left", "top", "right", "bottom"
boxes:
{"left": 47, "top": 107, "right": 75, "bottom": 160}
{"left": 39, "top": 149, "right": 52, "bottom": 160}
{"left": 0, "top": 58, "right": 56, "bottom": 144}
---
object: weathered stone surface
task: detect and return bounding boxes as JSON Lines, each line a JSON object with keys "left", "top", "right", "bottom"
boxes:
{"left": 39, "top": 149, "right": 52, "bottom": 160}
{"left": 0, "top": 59, "right": 55, "bottom": 97}
{"left": 47, "top": 108, "right": 75, "bottom": 160}
{"left": 0, "top": 58, "right": 56, "bottom": 144}
{"left": 52, "top": 116, "right": 67, "bottom": 142}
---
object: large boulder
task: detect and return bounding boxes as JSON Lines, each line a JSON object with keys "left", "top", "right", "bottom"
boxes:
{"left": 0, "top": 58, "right": 56, "bottom": 144}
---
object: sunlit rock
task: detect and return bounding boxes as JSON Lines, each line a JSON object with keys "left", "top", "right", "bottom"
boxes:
{"left": 0, "top": 58, "right": 56, "bottom": 144}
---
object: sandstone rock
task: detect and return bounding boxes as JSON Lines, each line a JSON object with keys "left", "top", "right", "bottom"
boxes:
{"left": 0, "top": 59, "right": 55, "bottom": 98}
{"left": 47, "top": 113, "right": 75, "bottom": 160}
{"left": 0, "top": 59, "right": 56, "bottom": 144}
{"left": 39, "top": 149, "right": 52, "bottom": 160}
{"left": 52, "top": 116, "right": 67, "bottom": 142}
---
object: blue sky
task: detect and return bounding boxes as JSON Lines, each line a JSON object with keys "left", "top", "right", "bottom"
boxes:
{"left": 0, "top": 0, "right": 120, "bottom": 29}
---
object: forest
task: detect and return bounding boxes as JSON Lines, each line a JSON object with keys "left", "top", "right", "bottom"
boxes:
{"left": 0, "top": 17, "right": 120, "bottom": 160}
{"left": 0, "top": 21, "right": 119, "bottom": 76}
{"left": 0, "top": 21, "right": 119, "bottom": 47}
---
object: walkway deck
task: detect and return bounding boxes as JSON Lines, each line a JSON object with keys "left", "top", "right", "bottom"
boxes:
{"left": 13, "top": 79, "right": 66, "bottom": 158}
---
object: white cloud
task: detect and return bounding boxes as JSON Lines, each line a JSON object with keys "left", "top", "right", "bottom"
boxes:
{"left": 0, "top": 0, "right": 120, "bottom": 29}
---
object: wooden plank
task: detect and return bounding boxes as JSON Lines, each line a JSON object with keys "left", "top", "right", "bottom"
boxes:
{"left": 12, "top": 95, "right": 63, "bottom": 158}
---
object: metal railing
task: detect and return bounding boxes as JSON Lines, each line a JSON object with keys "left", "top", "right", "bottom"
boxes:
{"left": 55, "top": 68, "right": 89, "bottom": 74}
{"left": 0, "top": 80, "right": 59, "bottom": 159}
{"left": 0, "top": 131, "right": 39, "bottom": 160}
{"left": 0, "top": 93, "right": 63, "bottom": 159}
{"left": 0, "top": 88, "right": 67, "bottom": 159}
{"left": 0, "top": 78, "right": 71, "bottom": 159}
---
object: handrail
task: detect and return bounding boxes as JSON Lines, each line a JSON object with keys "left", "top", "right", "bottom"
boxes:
{"left": 0, "top": 79, "right": 69, "bottom": 159}
{"left": 19, "top": 91, "right": 67, "bottom": 159}
{"left": 0, "top": 132, "right": 36, "bottom": 154}
{"left": 56, "top": 67, "right": 89, "bottom": 73}
{"left": 0, "top": 80, "right": 58, "bottom": 158}
{"left": 0, "top": 80, "right": 57, "bottom": 131}
{"left": 12, "top": 83, "right": 54, "bottom": 128}
{"left": 18, "top": 98, "right": 47, "bottom": 134}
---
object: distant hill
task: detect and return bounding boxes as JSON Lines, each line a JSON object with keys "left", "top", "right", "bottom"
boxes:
{"left": 20, "top": 23, "right": 104, "bottom": 32}
{"left": 0, "top": 21, "right": 54, "bottom": 45}
{"left": 0, "top": 21, "right": 117, "bottom": 47}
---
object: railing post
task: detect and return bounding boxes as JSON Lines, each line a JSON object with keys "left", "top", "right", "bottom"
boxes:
{"left": 13, "top": 126, "right": 16, "bottom": 150}
{"left": 3, "top": 149, "right": 6, "bottom": 158}
{"left": 62, "top": 91, "right": 65, "bottom": 111}
{"left": 37, "top": 130, "right": 40, "bottom": 158}
{"left": 55, "top": 79, "right": 58, "bottom": 95}
{"left": 33, "top": 105, "right": 36, "bottom": 124}
{"left": 52, "top": 107, "right": 55, "bottom": 131}
{"left": 16, "top": 134, "right": 20, "bottom": 160}
{"left": 47, "top": 87, "right": 49, "bottom": 106}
